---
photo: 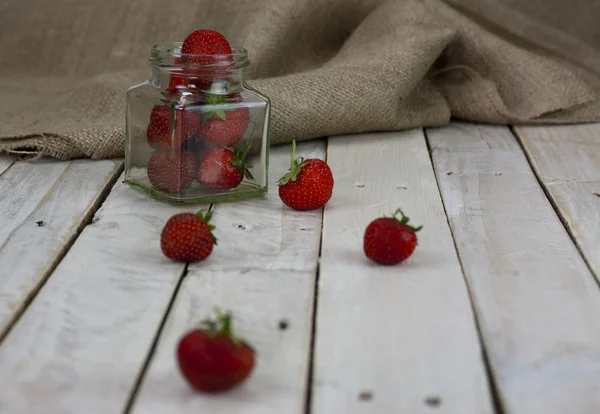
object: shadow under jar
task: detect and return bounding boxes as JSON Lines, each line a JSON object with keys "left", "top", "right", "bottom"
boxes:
{"left": 125, "top": 42, "right": 271, "bottom": 204}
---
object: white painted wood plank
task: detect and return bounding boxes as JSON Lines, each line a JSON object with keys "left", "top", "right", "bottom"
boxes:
{"left": 131, "top": 141, "right": 325, "bottom": 414}
{"left": 0, "top": 173, "right": 197, "bottom": 414}
{"left": 514, "top": 123, "right": 600, "bottom": 277}
{"left": 428, "top": 123, "right": 600, "bottom": 414}
{"left": 0, "top": 159, "right": 122, "bottom": 337}
{"left": 313, "top": 131, "right": 493, "bottom": 413}
{"left": 0, "top": 159, "right": 71, "bottom": 243}
{"left": 429, "top": 122, "right": 517, "bottom": 150}
{"left": 0, "top": 154, "right": 15, "bottom": 177}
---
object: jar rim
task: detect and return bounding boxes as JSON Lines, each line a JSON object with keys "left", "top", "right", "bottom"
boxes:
{"left": 149, "top": 42, "right": 248, "bottom": 69}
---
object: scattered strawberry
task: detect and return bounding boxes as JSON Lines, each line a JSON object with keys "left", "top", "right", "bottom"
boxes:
{"left": 277, "top": 140, "right": 334, "bottom": 210}
{"left": 160, "top": 210, "right": 217, "bottom": 262}
{"left": 200, "top": 106, "right": 250, "bottom": 147}
{"left": 176, "top": 309, "right": 255, "bottom": 393}
{"left": 146, "top": 105, "right": 201, "bottom": 150}
{"left": 197, "top": 144, "right": 253, "bottom": 189}
{"left": 147, "top": 150, "right": 196, "bottom": 194}
{"left": 363, "top": 208, "right": 422, "bottom": 265}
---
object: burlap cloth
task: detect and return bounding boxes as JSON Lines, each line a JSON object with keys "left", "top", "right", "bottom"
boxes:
{"left": 1, "top": 0, "right": 599, "bottom": 160}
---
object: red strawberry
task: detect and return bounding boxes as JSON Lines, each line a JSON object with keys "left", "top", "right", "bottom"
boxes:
{"left": 181, "top": 29, "right": 233, "bottom": 85}
{"left": 146, "top": 105, "right": 201, "bottom": 150}
{"left": 200, "top": 107, "right": 250, "bottom": 147}
{"left": 197, "top": 144, "right": 253, "bottom": 189}
{"left": 363, "top": 208, "right": 422, "bottom": 265}
{"left": 160, "top": 211, "right": 217, "bottom": 262}
{"left": 147, "top": 150, "right": 196, "bottom": 194}
{"left": 181, "top": 29, "right": 232, "bottom": 65}
{"left": 176, "top": 309, "right": 255, "bottom": 393}
{"left": 277, "top": 140, "right": 334, "bottom": 210}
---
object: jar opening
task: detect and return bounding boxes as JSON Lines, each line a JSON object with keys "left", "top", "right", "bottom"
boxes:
{"left": 149, "top": 42, "right": 249, "bottom": 71}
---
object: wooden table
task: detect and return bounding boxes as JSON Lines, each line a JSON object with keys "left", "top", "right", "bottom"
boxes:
{"left": 0, "top": 121, "right": 599, "bottom": 414}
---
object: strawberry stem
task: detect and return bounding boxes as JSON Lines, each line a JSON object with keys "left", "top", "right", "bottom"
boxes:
{"left": 277, "top": 139, "right": 307, "bottom": 186}
{"left": 215, "top": 308, "right": 233, "bottom": 336}
{"left": 391, "top": 208, "right": 422, "bottom": 232}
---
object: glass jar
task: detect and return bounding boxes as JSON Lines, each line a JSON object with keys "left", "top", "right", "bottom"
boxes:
{"left": 124, "top": 42, "right": 271, "bottom": 204}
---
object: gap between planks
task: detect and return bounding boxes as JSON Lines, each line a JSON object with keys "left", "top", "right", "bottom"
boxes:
{"left": 0, "top": 154, "right": 16, "bottom": 177}
{"left": 511, "top": 124, "right": 600, "bottom": 282}
{"left": 424, "top": 128, "right": 506, "bottom": 414}
{"left": 303, "top": 144, "right": 327, "bottom": 414}
{"left": 121, "top": 262, "right": 190, "bottom": 414}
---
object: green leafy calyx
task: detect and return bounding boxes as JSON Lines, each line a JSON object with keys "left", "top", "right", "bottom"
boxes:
{"left": 391, "top": 208, "right": 422, "bottom": 232}
{"left": 200, "top": 308, "right": 241, "bottom": 346}
{"left": 195, "top": 209, "right": 218, "bottom": 245}
{"left": 200, "top": 93, "right": 235, "bottom": 123}
{"left": 277, "top": 140, "right": 307, "bottom": 186}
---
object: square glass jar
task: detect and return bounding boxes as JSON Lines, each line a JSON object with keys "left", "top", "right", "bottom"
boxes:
{"left": 125, "top": 42, "right": 270, "bottom": 204}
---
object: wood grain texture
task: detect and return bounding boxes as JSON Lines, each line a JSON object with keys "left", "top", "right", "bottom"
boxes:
{"left": 130, "top": 141, "right": 325, "bottom": 414}
{"left": 428, "top": 122, "right": 600, "bottom": 414}
{"left": 312, "top": 130, "right": 493, "bottom": 414}
{"left": 0, "top": 154, "right": 15, "bottom": 176}
{"left": 514, "top": 123, "right": 600, "bottom": 277}
{"left": 0, "top": 173, "right": 197, "bottom": 414}
{"left": 0, "top": 159, "right": 122, "bottom": 337}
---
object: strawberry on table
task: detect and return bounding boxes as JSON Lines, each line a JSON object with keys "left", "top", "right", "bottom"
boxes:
{"left": 160, "top": 210, "right": 217, "bottom": 262}
{"left": 146, "top": 105, "right": 201, "bottom": 150}
{"left": 197, "top": 144, "right": 253, "bottom": 189}
{"left": 277, "top": 140, "right": 334, "bottom": 210}
{"left": 200, "top": 106, "right": 250, "bottom": 147}
{"left": 363, "top": 208, "right": 422, "bottom": 265}
{"left": 176, "top": 309, "right": 255, "bottom": 393}
{"left": 147, "top": 150, "right": 196, "bottom": 194}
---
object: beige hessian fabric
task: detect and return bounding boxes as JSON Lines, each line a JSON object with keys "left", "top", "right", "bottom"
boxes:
{"left": 0, "top": 0, "right": 599, "bottom": 160}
